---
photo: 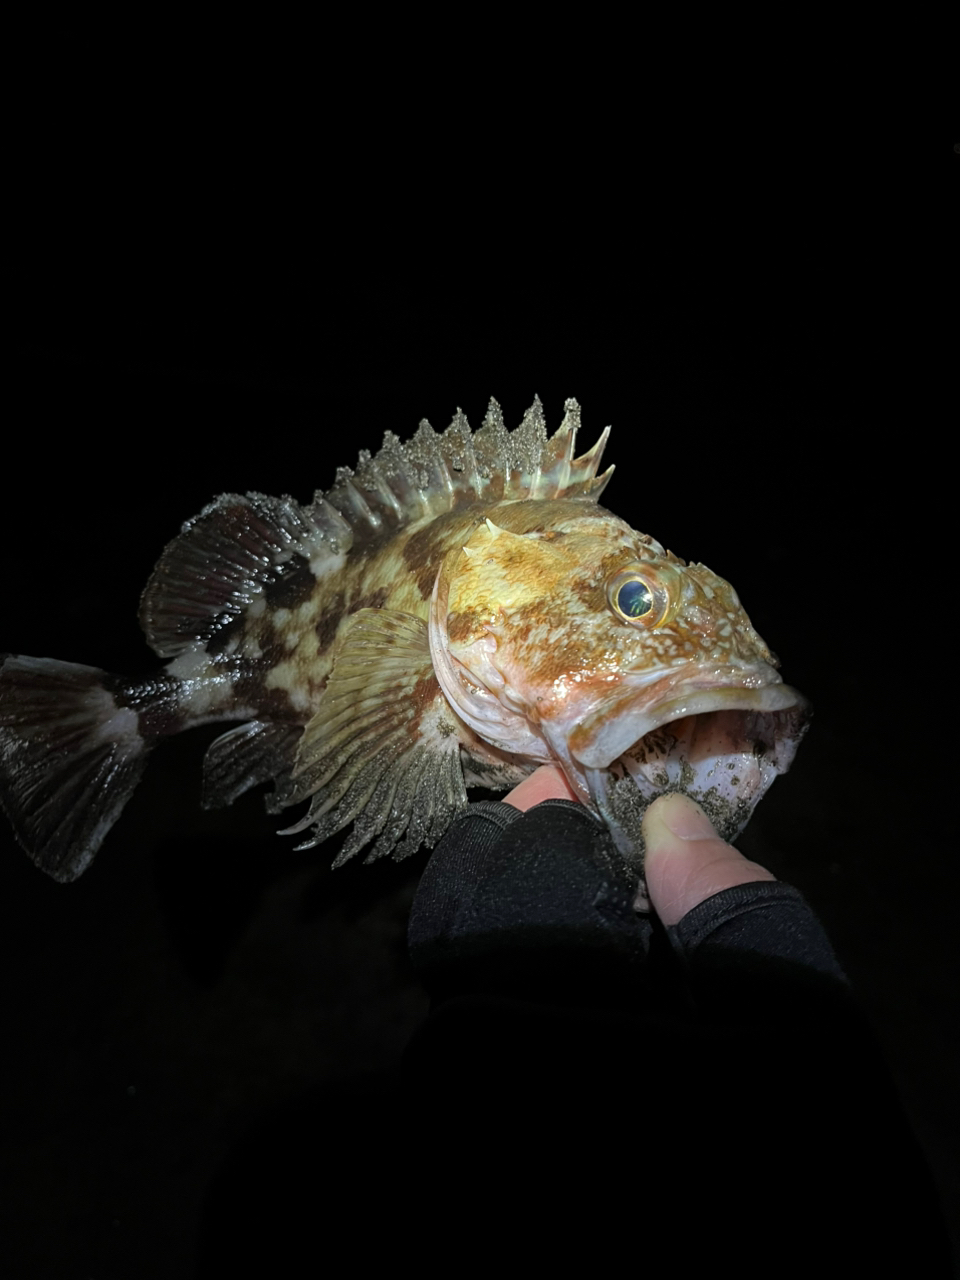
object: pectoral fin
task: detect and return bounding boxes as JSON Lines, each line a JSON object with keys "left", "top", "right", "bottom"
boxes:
{"left": 278, "top": 609, "right": 469, "bottom": 865}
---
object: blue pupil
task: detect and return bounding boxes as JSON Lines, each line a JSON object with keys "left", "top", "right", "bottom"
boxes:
{"left": 617, "top": 579, "right": 652, "bottom": 618}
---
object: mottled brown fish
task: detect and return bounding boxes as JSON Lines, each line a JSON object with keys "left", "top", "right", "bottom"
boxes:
{"left": 0, "top": 397, "right": 809, "bottom": 884}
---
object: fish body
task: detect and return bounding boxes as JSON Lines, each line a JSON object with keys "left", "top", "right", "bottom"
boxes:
{"left": 0, "top": 397, "right": 809, "bottom": 883}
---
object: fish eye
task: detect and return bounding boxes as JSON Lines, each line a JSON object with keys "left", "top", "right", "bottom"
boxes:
{"left": 615, "top": 578, "right": 652, "bottom": 618}
{"left": 606, "top": 568, "right": 674, "bottom": 629}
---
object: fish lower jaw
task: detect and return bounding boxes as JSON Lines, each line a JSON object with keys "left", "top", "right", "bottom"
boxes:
{"left": 581, "top": 701, "right": 811, "bottom": 870}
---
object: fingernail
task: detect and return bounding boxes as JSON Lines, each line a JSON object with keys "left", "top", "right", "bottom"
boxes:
{"left": 653, "top": 793, "right": 717, "bottom": 841}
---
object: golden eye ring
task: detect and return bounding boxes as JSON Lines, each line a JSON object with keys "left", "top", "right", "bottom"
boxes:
{"left": 606, "top": 567, "right": 674, "bottom": 629}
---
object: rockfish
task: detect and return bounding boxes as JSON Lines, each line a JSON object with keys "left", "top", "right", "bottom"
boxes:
{"left": 0, "top": 397, "right": 809, "bottom": 884}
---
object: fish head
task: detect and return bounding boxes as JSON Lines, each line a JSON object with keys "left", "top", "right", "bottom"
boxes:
{"left": 428, "top": 500, "right": 810, "bottom": 860}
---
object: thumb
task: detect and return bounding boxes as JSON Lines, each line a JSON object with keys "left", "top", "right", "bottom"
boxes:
{"left": 642, "top": 793, "right": 776, "bottom": 926}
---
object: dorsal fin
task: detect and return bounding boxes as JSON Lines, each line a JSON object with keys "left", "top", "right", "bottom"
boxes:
{"left": 139, "top": 492, "right": 346, "bottom": 659}
{"left": 140, "top": 399, "right": 612, "bottom": 657}
{"left": 313, "top": 396, "right": 614, "bottom": 548}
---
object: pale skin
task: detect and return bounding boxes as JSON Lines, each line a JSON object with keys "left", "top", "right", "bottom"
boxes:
{"left": 503, "top": 765, "right": 776, "bottom": 927}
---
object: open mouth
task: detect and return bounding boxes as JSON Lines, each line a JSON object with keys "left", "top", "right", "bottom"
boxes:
{"left": 568, "top": 666, "right": 803, "bottom": 770}
{"left": 563, "top": 673, "right": 811, "bottom": 868}
{"left": 617, "top": 701, "right": 807, "bottom": 821}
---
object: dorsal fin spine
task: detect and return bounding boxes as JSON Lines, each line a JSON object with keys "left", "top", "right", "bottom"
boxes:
{"left": 344, "top": 396, "right": 611, "bottom": 530}
{"left": 307, "top": 496, "right": 353, "bottom": 550}
{"left": 573, "top": 424, "right": 611, "bottom": 481}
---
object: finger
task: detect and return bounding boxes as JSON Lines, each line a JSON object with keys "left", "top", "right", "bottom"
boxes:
{"left": 503, "top": 765, "right": 580, "bottom": 812}
{"left": 642, "top": 793, "right": 776, "bottom": 926}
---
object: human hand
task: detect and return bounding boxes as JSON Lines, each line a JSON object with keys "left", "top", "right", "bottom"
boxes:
{"left": 406, "top": 772, "right": 952, "bottom": 1276}
{"left": 503, "top": 764, "right": 775, "bottom": 926}
{"left": 409, "top": 762, "right": 812, "bottom": 1005}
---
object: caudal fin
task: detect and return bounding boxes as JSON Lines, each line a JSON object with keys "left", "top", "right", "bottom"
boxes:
{"left": 0, "top": 655, "right": 155, "bottom": 881}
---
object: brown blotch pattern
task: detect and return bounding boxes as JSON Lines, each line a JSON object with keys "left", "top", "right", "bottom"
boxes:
{"left": 109, "top": 674, "right": 185, "bottom": 738}
{"left": 446, "top": 610, "right": 482, "bottom": 646}
{"left": 401, "top": 522, "right": 452, "bottom": 600}
{"left": 410, "top": 669, "right": 442, "bottom": 717}
{"left": 353, "top": 585, "right": 390, "bottom": 613}
{"left": 205, "top": 611, "right": 247, "bottom": 658}
{"left": 398, "top": 509, "right": 484, "bottom": 601}
{"left": 314, "top": 591, "right": 347, "bottom": 651}
{"left": 314, "top": 584, "right": 390, "bottom": 653}
{"left": 569, "top": 551, "right": 635, "bottom": 609}
{"left": 263, "top": 554, "right": 318, "bottom": 610}
{"left": 232, "top": 640, "right": 314, "bottom": 724}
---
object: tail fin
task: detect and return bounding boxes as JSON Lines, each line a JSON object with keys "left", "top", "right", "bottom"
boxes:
{"left": 0, "top": 655, "right": 156, "bottom": 881}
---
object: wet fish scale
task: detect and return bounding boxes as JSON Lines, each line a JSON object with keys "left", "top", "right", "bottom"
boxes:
{"left": 0, "top": 396, "right": 809, "bottom": 884}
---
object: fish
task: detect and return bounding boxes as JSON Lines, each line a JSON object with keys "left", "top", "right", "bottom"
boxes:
{"left": 0, "top": 396, "right": 809, "bottom": 887}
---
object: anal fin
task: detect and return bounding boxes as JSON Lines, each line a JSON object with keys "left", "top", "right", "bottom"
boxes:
{"left": 202, "top": 720, "right": 304, "bottom": 811}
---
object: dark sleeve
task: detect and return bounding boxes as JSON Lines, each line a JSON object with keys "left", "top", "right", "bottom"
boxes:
{"left": 401, "top": 800, "right": 953, "bottom": 1273}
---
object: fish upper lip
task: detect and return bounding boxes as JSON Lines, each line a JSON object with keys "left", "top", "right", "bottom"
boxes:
{"left": 566, "top": 663, "right": 809, "bottom": 769}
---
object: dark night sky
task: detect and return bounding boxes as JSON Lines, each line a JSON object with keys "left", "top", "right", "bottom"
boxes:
{"left": 1, "top": 122, "right": 955, "bottom": 1274}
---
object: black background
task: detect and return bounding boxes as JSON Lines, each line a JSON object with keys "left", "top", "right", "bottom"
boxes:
{"left": 1, "top": 66, "right": 955, "bottom": 1276}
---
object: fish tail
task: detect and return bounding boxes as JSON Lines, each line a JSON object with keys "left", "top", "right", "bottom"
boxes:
{"left": 0, "top": 655, "right": 176, "bottom": 881}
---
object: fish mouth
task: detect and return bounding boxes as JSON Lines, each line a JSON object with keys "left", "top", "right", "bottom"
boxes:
{"left": 567, "top": 663, "right": 804, "bottom": 770}
{"left": 555, "top": 664, "right": 811, "bottom": 869}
